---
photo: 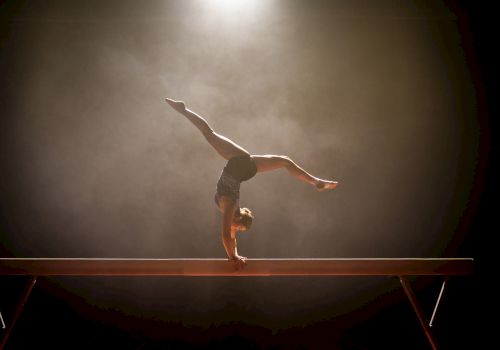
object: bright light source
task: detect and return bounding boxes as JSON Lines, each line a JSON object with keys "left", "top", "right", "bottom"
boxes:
{"left": 202, "top": 0, "right": 270, "bottom": 19}
{"left": 210, "top": 0, "right": 259, "bottom": 13}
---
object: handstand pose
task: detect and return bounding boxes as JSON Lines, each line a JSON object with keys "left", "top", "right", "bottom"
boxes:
{"left": 165, "top": 98, "right": 338, "bottom": 269}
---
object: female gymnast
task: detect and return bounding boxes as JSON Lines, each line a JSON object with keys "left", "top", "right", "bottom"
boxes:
{"left": 165, "top": 98, "right": 338, "bottom": 269}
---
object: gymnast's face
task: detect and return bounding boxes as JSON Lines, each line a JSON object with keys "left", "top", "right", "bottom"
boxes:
{"left": 232, "top": 221, "right": 248, "bottom": 232}
{"left": 232, "top": 208, "right": 253, "bottom": 232}
{"left": 232, "top": 217, "right": 248, "bottom": 232}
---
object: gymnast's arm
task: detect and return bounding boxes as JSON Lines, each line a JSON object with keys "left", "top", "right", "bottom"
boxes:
{"left": 220, "top": 198, "right": 246, "bottom": 269}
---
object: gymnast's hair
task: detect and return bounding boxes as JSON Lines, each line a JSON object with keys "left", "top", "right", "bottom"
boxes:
{"left": 237, "top": 207, "right": 254, "bottom": 231}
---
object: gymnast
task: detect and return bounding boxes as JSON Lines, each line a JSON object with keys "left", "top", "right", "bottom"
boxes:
{"left": 166, "top": 98, "right": 338, "bottom": 269}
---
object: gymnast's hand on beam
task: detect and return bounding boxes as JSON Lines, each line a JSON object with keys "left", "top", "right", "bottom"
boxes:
{"left": 230, "top": 255, "right": 247, "bottom": 270}
{"left": 165, "top": 97, "right": 186, "bottom": 112}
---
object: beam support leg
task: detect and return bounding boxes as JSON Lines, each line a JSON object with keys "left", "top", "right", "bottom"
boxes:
{"left": 429, "top": 277, "right": 447, "bottom": 328}
{"left": 399, "top": 277, "right": 439, "bottom": 350}
{"left": 0, "top": 276, "right": 37, "bottom": 350}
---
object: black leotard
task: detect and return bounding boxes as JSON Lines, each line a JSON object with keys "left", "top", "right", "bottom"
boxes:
{"left": 214, "top": 155, "right": 257, "bottom": 205}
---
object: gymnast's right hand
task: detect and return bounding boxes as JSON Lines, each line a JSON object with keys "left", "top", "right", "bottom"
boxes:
{"left": 165, "top": 98, "right": 186, "bottom": 112}
{"left": 230, "top": 255, "right": 247, "bottom": 270}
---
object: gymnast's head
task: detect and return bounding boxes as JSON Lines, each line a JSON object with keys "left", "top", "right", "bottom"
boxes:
{"left": 232, "top": 207, "right": 254, "bottom": 232}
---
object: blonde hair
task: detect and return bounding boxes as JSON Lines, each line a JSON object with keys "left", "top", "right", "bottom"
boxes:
{"left": 236, "top": 207, "right": 254, "bottom": 231}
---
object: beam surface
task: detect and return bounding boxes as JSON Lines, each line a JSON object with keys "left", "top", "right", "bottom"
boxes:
{"left": 0, "top": 258, "right": 473, "bottom": 276}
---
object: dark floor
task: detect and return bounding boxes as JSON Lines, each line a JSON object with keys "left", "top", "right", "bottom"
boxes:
{"left": 0, "top": 272, "right": 479, "bottom": 350}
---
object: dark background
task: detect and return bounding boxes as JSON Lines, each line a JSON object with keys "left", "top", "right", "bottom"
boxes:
{"left": 1, "top": 1, "right": 493, "bottom": 349}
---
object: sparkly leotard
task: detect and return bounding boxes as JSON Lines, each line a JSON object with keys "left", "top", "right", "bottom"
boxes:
{"left": 214, "top": 155, "right": 257, "bottom": 205}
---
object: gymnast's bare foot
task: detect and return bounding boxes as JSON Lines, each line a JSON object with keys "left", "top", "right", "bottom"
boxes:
{"left": 315, "top": 179, "right": 338, "bottom": 191}
{"left": 165, "top": 98, "right": 186, "bottom": 112}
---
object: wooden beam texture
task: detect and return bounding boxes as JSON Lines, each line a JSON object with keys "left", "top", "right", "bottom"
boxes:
{"left": 0, "top": 258, "right": 473, "bottom": 277}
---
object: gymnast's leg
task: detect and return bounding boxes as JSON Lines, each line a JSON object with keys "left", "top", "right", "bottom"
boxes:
{"left": 165, "top": 98, "right": 249, "bottom": 160}
{"left": 252, "top": 155, "right": 338, "bottom": 191}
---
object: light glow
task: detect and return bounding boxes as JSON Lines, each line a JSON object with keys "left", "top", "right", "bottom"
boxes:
{"left": 201, "top": 0, "right": 270, "bottom": 20}
{"left": 209, "top": 0, "right": 262, "bottom": 13}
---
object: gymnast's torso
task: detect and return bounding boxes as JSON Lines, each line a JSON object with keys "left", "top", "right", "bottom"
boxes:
{"left": 214, "top": 155, "right": 257, "bottom": 207}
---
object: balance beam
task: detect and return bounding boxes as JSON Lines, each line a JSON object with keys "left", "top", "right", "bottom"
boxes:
{"left": 0, "top": 258, "right": 473, "bottom": 276}
{"left": 0, "top": 258, "right": 473, "bottom": 350}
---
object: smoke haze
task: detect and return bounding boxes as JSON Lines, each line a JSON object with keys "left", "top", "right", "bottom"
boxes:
{"left": 1, "top": 0, "right": 480, "bottom": 330}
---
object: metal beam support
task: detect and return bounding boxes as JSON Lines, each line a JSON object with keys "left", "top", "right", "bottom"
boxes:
{"left": 400, "top": 276, "right": 439, "bottom": 350}
{"left": 429, "top": 277, "right": 448, "bottom": 327}
{"left": 0, "top": 276, "right": 37, "bottom": 350}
